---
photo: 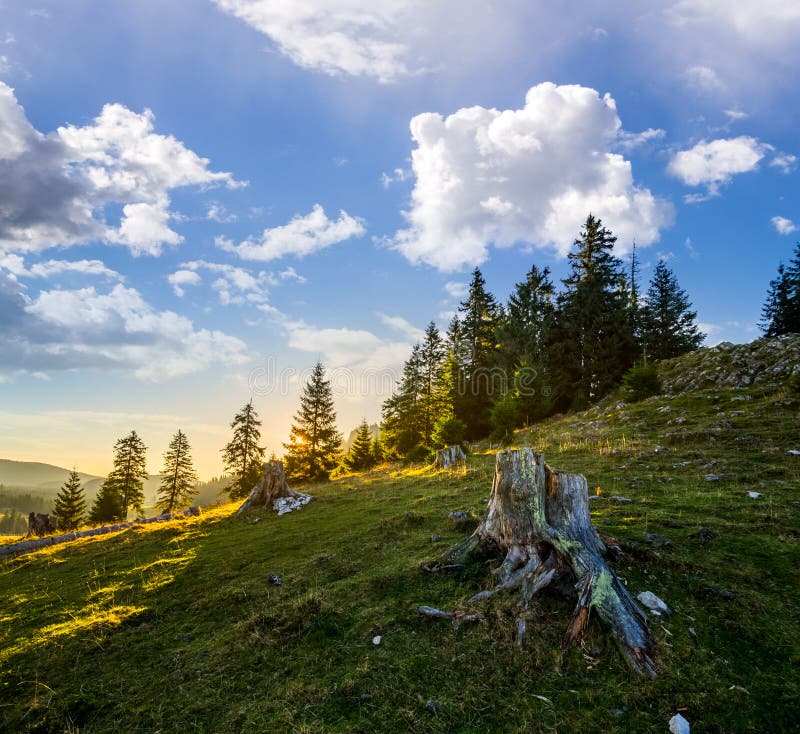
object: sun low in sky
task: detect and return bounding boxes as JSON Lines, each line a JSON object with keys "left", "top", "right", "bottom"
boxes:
{"left": 0, "top": 0, "right": 798, "bottom": 477}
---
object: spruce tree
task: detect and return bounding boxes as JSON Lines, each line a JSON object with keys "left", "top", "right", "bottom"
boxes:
{"left": 640, "top": 261, "right": 704, "bottom": 360}
{"left": 456, "top": 268, "right": 502, "bottom": 439}
{"left": 381, "top": 344, "right": 425, "bottom": 456}
{"left": 89, "top": 431, "right": 148, "bottom": 522}
{"left": 53, "top": 469, "right": 86, "bottom": 531}
{"left": 493, "top": 263, "right": 555, "bottom": 429}
{"left": 157, "top": 430, "right": 199, "bottom": 513}
{"left": 345, "top": 420, "right": 376, "bottom": 471}
{"left": 418, "top": 322, "right": 448, "bottom": 446}
{"left": 550, "top": 215, "right": 637, "bottom": 410}
{"left": 761, "top": 243, "right": 800, "bottom": 336}
{"left": 222, "top": 401, "right": 265, "bottom": 500}
{"left": 284, "top": 362, "right": 342, "bottom": 481}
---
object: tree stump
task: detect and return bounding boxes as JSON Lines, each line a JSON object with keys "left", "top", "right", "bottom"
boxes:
{"left": 433, "top": 445, "right": 467, "bottom": 470}
{"left": 236, "top": 461, "right": 312, "bottom": 516}
{"left": 427, "top": 448, "right": 656, "bottom": 676}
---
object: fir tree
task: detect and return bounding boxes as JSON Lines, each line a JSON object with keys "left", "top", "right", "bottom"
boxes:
{"left": 493, "top": 263, "right": 555, "bottom": 428}
{"left": 418, "top": 322, "right": 448, "bottom": 446}
{"left": 222, "top": 401, "right": 265, "bottom": 500}
{"left": 53, "top": 469, "right": 85, "bottom": 531}
{"left": 345, "top": 420, "right": 376, "bottom": 471}
{"left": 456, "top": 268, "right": 502, "bottom": 439}
{"left": 157, "top": 430, "right": 199, "bottom": 513}
{"left": 284, "top": 362, "right": 342, "bottom": 481}
{"left": 550, "top": 215, "right": 637, "bottom": 410}
{"left": 640, "top": 260, "right": 704, "bottom": 360}
{"left": 761, "top": 243, "right": 800, "bottom": 336}
{"left": 89, "top": 431, "right": 148, "bottom": 522}
{"left": 381, "top": 344, "right": 425, "bottom": 456}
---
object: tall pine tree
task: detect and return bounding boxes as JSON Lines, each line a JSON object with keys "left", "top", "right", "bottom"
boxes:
{"left": 90, "top": 431, "right": 148, "bottom": 522}
{"left": 456, "top": 268, "right": 502, "bottom": 439}
{"left": 381, "top": 344, "right": 425, "bottom": 456}
{"left": 157, "top": 430, "right": 199, "bottom": 513}
{"left": 53, "top": 469, "right": 85, "bottom": 531}
{"left": 222, "top": 400, "right": 265, "bottom": 500}
{"left": 284, "top": 362, "right": 342, "bottom": 481}
{"left": 550, "top": 215, "right": 637, "bottom": 410}
{"left": 761, "top": 243, "right": 800, "bottom": 336}
{"left": 640, "top": 260, "right": 704, "bottom": 360}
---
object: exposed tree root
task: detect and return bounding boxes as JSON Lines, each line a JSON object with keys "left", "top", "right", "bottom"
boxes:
{"left": 422, "top": 448, "right": 657, "bottom": 677}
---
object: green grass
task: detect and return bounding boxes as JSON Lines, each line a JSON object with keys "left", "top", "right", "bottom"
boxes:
{"left": 1, "top": 383, "right": 799, "bottom": 732}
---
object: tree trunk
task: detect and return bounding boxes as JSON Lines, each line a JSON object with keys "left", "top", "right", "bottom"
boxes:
{"left": 427, "top": 448, "right": 656, "bottom": 676}
{"left": 0, "top": 507, "right": 201, "bottom": 559}
{"left": 236, "top": 461, "right": 312, "bottom": 516}
{"left": 433, "top": 445, "right": 467, "bottom": 470}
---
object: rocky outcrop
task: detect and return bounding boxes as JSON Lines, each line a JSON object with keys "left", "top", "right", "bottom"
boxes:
{"left": 657, "top": 335, "right": 800, "bottom": 394}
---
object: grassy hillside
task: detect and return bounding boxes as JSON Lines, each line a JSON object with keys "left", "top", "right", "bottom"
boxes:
{"left": 1, "top": 361, "right": 799, "bottom": 731}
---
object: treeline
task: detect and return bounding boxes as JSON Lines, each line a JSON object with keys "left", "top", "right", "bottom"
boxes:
{"left": 762, "top": 241, "right": 800, "bottom": 336}
{"left": 381, "top": 215, "right": 704, "bottom": 456}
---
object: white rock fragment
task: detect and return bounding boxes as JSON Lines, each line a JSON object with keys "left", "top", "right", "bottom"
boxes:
{"left": 372, "top": 635, "right": 382, "bottom": 645}
{"left": 788, "top": 449, "right": 800, "bottom": 456}
{"left": 669, "top": 712, "right": 690, "bottom": 734}
{"left": 273, "top": 492, "right": 312, "bottom": 516}
{"left": 637, "top": 591, "right": 672, "bottom": 616}
{"left": 747, "top": 491, "right": 762, "bottom": 499}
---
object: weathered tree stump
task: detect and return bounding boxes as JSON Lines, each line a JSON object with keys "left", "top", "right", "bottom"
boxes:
{"left": 236, "top": 461, "right": 312, "bottom": 516}
{"left": 433, "top": 445, "right": 466, "bottom": 470}
{"left": 425, "top": 448, "right": 656, "bottom": 676}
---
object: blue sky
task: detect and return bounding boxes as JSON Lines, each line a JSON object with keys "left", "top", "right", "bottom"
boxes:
{"left": 1, "top": 0, "right": 798, "bottom": 477}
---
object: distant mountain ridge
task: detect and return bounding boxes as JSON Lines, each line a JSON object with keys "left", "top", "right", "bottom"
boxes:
{"left": 0, "top": 459, "right": 101, "bottom": 491}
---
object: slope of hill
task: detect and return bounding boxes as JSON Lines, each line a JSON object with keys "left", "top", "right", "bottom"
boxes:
{"left": 0, "top": 459, "right": 101, "bottom": 491}
{"left": 1, "top": 343, "right": 798, "bottom": 732}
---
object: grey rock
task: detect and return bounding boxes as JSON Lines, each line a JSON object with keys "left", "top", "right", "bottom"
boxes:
{"left": 267, "top": 573, "right": 282, "bottom": 586}
{"left": 669, "top": 713, "right": 690, "bottom": 734}
{"left": 448, "top": 511, "right": 469, "bottom": 520}
{"left": 637, "top": 590, "right": 672, "bottom": 616}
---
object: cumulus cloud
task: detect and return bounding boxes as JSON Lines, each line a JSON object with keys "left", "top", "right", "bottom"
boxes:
{"left": 616, "top": 127, "right": 666, "bottom": 152}
{"left": 0, "top": 272, "right": 247, "bottom": 380}
{"left": 0, "top": 82, "right": 242, "bottom": 257}
{"left": 391, "top": 82, "right": 673, "bottom": 270}
{"left": 771, "top": 216, "right": 797, "bottom": 235}
{"left": 218, "top": 204, "right": 365, "bottom": 262}
{"left": 668, "top": 136, "right": 767, "bottom": 197}
{"left": 168, "top": 269, "right": 202, "bottom": 297}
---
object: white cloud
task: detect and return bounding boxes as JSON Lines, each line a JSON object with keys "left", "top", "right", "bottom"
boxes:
{"left": 168, "top": 269, "right": 202, "bottom": 297}
{"left": 219, "top": 204, "right": 365, "bottom": 262}
{"left": 616, "top": 127, "right": 666, "bottom": 152}
{"left": 443, "top": 281, "right": 467, "bottom": 299}
{"left": 771, "top": 216, "right": 797, "bottom": 235}
{"left": 278, "top": 266, "right": 307, "bottom": 283}
{"left": 770, "top": 153, "right": 798, "bottom": 174}
{"left": 0, "top": 83, "right": 243, "bottom": 257}
{"left": 176, "top": 260, "right": 271, "bottom": 305}
{"left": 1, "top": 254, "right": 122, "bottom": 280}
{"left": 0, "top": 273, "right": 247, "bottom": 380}
{"left": 668, "top": 136, "right": 767, "bottom": 196}
{"left": 724, "top": 109, "right": 748, "bottom": 121}
{"left": 377, "top": 313, "right": 425, "bottom": 342}
{"left": 207, "top": 203, "right": 238, "bottom": 223}
{"left": 213, "top": 0, "right": 415, "bottom": 82}
{"left": 381, "top": 167, "right": 411, "bottom": 188}
{"left": 684, "top": 65, "right": 725, "bottom": 92}
{"left": 392, "top": 82, "right": 673, "bottom": 271}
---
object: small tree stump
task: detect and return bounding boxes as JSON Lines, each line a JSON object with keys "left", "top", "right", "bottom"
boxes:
{"left": 434, "top": 445, "right": 466, "bottom": 470}
{"left": 236, "top": 461, "right": 311, "bottom": 515}
{"left": 427, "top": 448, "right": 656, "bottom": 676}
